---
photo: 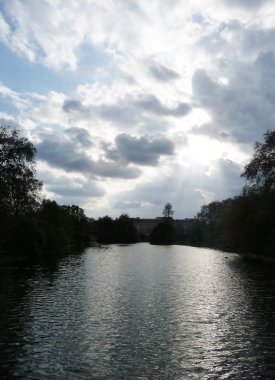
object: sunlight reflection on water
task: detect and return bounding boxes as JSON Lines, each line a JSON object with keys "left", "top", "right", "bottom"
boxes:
{"left": 0, "top": 243, "right": 275, "bottom": 379}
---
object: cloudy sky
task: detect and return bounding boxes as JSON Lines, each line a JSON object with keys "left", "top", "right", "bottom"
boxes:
{"left": 0, "top": 0, "right": 274, "bottom": 218}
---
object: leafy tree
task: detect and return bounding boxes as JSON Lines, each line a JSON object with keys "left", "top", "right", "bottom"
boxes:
{"left": 61, "top": 205, "right": 91, "bottom": 244}
{"left": 37, "top": 200, "right": 92, "bottom": 250}
{"left": 37, "top": 200, "right": 73, "bottom": 250}
{"left": 96, "top": 216, "right": 115, "bottom": 244}
{"left": 162, "top": 203, "right": 174, "bottom": 218}
{"left": 10, "top": 217, "right": 45, "bottom": 256}
{"left": 150, "top": 220, "right": 175, "bottom": 245}
{"left": 242, "top": 130, "right": 275, "bottom": 193}
{"left": 113, "top": 214, "right": 138, "bottom": 243}
{"left": 0, "top": 126, "right": 42, "bottom": 216}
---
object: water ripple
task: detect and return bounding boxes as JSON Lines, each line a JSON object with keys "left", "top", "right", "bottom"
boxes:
{"left": 0, "top": 244, "right": 275, "bottom": 379}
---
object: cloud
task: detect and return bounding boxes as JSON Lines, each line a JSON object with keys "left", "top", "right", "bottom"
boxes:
{"left": 110, "top": 158, "right": 244, "bottom": 217}
{"left": 135, "top": 95, "right": 191, "bottom": 117}
{"left": 147, "top": 61, "right": 180, "bottom": 82}
{"left": 66, "top": 127, "right": 94, "bottom": 148}
{"left": 63, "top": 94, "right": 191, "bottom": 119}
{"left": 62, "top": 94, "right": 191, "bottom": 132}
{"left": 198, "top": 21, "right": 275, "bottom": 61}
{"left": 63, "top": 99, "right": 85, "bottom": 113}
{"left": 44, "top": 174, "right": 104, "bottom": 198}
{"left": 223, "top": 0, "right": 269, "bottom": 10}
{"left": 113, "top": 200, "right": 141, "bottom": 209}
{"left": 191, "top": 49, "right": 275, "bottom": 143}
{"left": 1, "top": 0, "right": 273, "bottom": 219}
{"left": 50, "top": 182, "right": 103, "bottom": 198}
{"left": 37, "top": 129, "right": 141, "bottom": 179}
{"left": 105, "top": 133, "right": 175, "bottom": 166}
{"left": 39, "top": 170, "right": 105, "bottom": 207}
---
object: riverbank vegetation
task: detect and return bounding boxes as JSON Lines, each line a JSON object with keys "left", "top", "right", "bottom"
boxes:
{"left": 0, "top": 126, "right": 142, "bottom": 260}
{"left": 149, "top": 130, "right": 275, "bottom": 256}
{"left": 1, "top": 125, "right": 274, "bottom": 258}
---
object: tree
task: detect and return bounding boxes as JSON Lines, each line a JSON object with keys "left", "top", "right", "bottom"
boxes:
{"left": 113, "top": 214, "right": 138, "bottom": 243}
{"left": 162, "top": 203, "right": 174, "bottom": 218}
{"left": 96, "top": 216, "right": 115, "bottom": 244}
{"left": 150, "top": 220, "right": 175, "bottom": 245}
{"left": 242, "top": 130, "right": 275, "bottom": 193}
{"left": 0, "top": 126, "right": 42, "bottom": 216}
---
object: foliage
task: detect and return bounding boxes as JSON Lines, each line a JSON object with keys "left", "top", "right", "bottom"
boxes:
{"left": 10, "top": 217, "right": 45, "bottom": 256}
{"left": 150, "top": 220, "right": 175, "bottom": 245}
{"left": 0, "top": 126, "right": 42, "bottom": 216}
{"left": 0, "top": 127, "right": 92, "bottom": 256}
{"left": 95, "top": 214, "right": 138, "bottom": 244}
{"left": 37, "top": 200, "right": 91, "bottom": 251}
{"left": 162, "top": 203, "right": 174, "bottom": 218}
{"left": 187, "top": 130, "right": 275, "bottom": 256}
{"left": 113, "top": 214, "right": 138, "bottom": 243}
{"left": 96, "top": 216, "right": 115, "bottom": 244}
{"left": 242, "top": 130, "right": 275, "bottom": 193}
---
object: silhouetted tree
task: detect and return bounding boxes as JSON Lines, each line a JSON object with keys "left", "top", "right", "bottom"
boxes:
{"left": 0, "top": 126, "right": 42, "bottom": 216}
{"left": 35, "top": 200, "right": 92, "bottom": 251}
{"left": 242, "top": 130, "right": 275, "bottom": 193}
{"left": 37, "top": 200, "right": 73, "bottom": 250}
{"left": 162, "top": 203, "right": 174, "bottom": 218}
{"left": 187, "top": 131, "right": 275, "bottom": 255}
{"left": 113, "top": 214, "right": 138, "bottom": 243}
{"left": 61, "top": 205, "right": 91, "bottom": 244}
{"left": 150, "top": 220, "right": 175, "bottom": 245}
{"left": 96, "top": 216, "right": 115, "bottom": 244}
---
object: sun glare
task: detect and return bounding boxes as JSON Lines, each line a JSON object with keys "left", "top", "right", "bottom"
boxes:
{"left": 185, "top": 135, "right": 226, "bottom": 165}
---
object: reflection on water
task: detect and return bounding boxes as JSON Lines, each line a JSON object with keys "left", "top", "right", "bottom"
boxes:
{"left": 0, "top": 244, "right": 275, "bottom": 379}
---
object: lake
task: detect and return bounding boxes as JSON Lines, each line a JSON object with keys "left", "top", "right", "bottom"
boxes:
{"left": 0, "top": 243, "right": 275, "bottom": 379}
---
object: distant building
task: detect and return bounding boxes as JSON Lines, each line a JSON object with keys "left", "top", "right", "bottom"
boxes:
{"left": 132, "top": 217, "right": 195, "bottom": 236}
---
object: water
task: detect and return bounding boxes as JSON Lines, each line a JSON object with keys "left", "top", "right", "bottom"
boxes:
{"left": 0, "top": 243, "right": 275, "bottom": 379}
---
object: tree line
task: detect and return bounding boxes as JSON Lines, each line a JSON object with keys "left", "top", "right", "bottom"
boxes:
{"left": 0, "top": 126, "right": 141, "bottom": 257}
{"left": 150, "top": 130, "right": 275, "bottom": 256}
{"left": 1, "top": 125, "right": 274, "bottom": 257}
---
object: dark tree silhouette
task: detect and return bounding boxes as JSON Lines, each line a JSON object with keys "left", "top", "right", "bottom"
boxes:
{"left": 242, "top": 130, "right": 275, "bottom": 193}
{"left": 113, "top": 214, "right": 138, "bottom": 243}
{"left": 0, "top": 126, "right": 42, "bottom": 216}
{"left": 162, "top": 203, "right": 174, "bottom": 218}
{"left": 185, "top": 131, "right": 275, "bottom": 255}
{"left": 150, "top": 220, "right": 175, "bottom": 245}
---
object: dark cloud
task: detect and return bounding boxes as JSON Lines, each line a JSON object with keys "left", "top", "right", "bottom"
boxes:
{"left": 198, "top": 21, "right": 275, "bottom": 63}
{"left": 148, "top": 62, "right": 180, "bottom": 82}
{"left": 209, "top": 158, "right": 244, "bottom": 198}
{"left": 192, "top": 69, "right": 219, "bottom": 103}
{"left": 63, "top": 99, "right": 85, "bottom": 113}
{"left": 223, "top": 0, "right": 268, "bottom": 9}
{"left": 37, "top": 132, "right": 141, "bottom": 179}
{"left": 241, "top": 28, "right": 275, "bottom": 57}
{"left": 191, "top": 50, "right": 275, "bottom": 143}
{"left": 62, "top": 94, "right": 191, "bottom": 129}
{"left": 105, "top": 133, "right": 175, "bottom": 166}
{"left": 48, "top": 181, "right": 104, "bottom": 198}
{"left": 66, "top": 127, "right": 93, "bottom": 147}
{"left": 135, "top": 95, "right": 191, "bottom": 117}
{"left": 98, "top": 104, "right": 137, "bottom": 126}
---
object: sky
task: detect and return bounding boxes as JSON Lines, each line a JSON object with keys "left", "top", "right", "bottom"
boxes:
{"left": 0, "top": 0, "right": 274, "bottom": 219}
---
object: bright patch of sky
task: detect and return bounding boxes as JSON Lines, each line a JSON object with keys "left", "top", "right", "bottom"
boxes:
{"left": 0, "top": 0, "right": 274, "bottom": 218}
